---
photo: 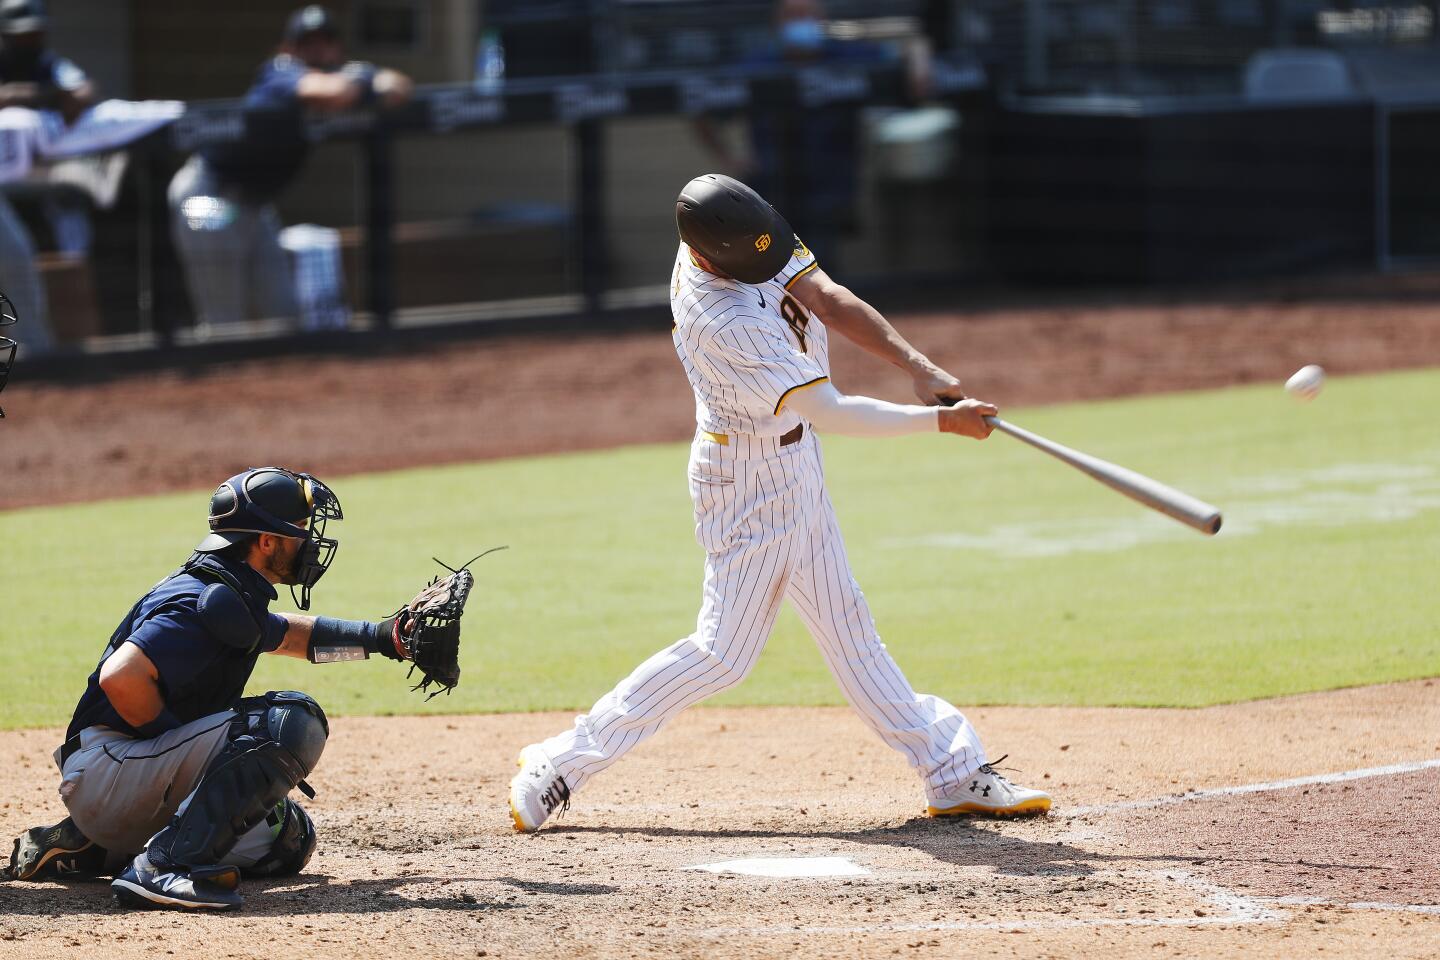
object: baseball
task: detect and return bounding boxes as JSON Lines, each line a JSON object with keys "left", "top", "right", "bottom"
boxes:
{"left": 1285, "top": 364, "right": 1325, "bottom": 401}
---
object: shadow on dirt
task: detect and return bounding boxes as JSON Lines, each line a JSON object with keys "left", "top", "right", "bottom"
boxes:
{"left": 498, "top": 877, "right": 620, "bottom": 896}
{"left": 0, "top": 873, "right": 532, "bottom": 917}
{"left": 546, "top": 817, "right": 1374, "bottom": 883}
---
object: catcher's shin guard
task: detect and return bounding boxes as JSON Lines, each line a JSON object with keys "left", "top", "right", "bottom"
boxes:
{"left": 146, "top": 692, "right": 327, "bottom": 873}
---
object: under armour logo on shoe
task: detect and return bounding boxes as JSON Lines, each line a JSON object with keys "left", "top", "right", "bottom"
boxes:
{"left": 969, "top": 780, "right": 979, "bottom": 793}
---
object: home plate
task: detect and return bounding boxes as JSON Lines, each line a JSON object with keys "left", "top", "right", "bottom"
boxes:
{"left": 684, "top": 857, "right": 870, "bottom": 878}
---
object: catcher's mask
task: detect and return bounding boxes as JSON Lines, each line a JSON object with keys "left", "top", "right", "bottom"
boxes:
{"left": 195, "top": 466, "right": 342, "bottom": 610}
{"left": 0, "top": 288, "right": 16, "bottom": 419}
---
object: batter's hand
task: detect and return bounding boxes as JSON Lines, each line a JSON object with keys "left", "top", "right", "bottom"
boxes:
{"left": 909, "top": 362, "right": 966, "bottom": 406}
{"left": 937, "top": 398, "right": 998, "bottom": 439}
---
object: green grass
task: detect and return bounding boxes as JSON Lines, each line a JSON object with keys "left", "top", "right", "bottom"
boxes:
{"left": 3, "top": 367, "right": 1438, "bottom": 728}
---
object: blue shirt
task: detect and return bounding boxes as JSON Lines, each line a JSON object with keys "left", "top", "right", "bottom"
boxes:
{"left": 65, "top": 554, "right": 290, "bottom": 745}
{"left": 202, "top": 55, "right": 312, "bottom": 202}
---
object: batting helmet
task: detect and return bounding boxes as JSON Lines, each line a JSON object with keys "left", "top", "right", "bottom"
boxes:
{"left": 0, "top": 0, "right": 48, "bottom": 34}
{"left": 676, "top": 174, "right": 794, "bottom": 285}
{"left": 0, "top": 288, "right": 16, "bottom": 420}
{"left": 197, "top": 467, "right": 343, "bottom": 609}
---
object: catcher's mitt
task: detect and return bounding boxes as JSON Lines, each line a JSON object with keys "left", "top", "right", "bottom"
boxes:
{"left": 389, "top": 549, "right": 503, "bottom": 698}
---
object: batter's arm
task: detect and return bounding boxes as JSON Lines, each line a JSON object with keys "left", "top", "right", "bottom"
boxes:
{"left": 787, "top": 267, "right": 964, "bottom": 405}
{"left": 786, "top": 380, "right": 997, "bottom": 440}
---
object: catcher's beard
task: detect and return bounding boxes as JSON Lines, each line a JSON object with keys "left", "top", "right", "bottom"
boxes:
{"left": 261, "top": 536, "right": 306, "bottom": 585}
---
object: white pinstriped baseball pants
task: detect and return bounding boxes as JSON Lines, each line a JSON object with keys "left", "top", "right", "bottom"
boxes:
{"left": 542, "top": 429, "right": 988, "bottom": 802}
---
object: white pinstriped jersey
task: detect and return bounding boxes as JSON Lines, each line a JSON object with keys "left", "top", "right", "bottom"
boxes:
{"left": 670, "top": 236, "right": 831, "bottom": 439}
{"left": 538, "top": 236, "right": 991, "bottom": 807}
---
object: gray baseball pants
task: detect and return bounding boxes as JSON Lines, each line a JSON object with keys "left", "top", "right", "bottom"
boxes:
{"left": 56, "top": 712, "right": 284, "bottom": 866}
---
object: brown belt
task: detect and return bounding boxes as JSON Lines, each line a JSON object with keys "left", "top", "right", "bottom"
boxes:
{"left": 703, "top": 424, "right": 804, "bottom": 447}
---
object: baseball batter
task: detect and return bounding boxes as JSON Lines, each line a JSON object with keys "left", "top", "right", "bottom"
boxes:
{"left": 510, "top": 174, "right": 1049, "bottom": 830}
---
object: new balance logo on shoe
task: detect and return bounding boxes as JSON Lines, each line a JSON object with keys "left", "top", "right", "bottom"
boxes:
{"left": 157, "top": 873, "right": 189, "bottom": 894}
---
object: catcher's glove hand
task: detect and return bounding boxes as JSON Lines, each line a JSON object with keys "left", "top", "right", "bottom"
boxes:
{"left": 384, "top": 549, "right": 503, "bottom": 699}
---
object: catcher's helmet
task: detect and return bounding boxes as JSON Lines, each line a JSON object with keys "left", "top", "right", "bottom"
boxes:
{"left": 0, "top": 288, "right": 16, "bottom": 419}
{"left": 197, "top": 467, "right": 342, "bottom": 609}
{"left": 0, "top": 0, "right": 48, "bottom": 34}
{"left": 676, "top": 174, "right": 794, "bottom": 285}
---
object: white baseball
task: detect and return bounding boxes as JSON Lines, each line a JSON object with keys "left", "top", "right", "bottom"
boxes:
{"left": 1285, "top": 364, "right": 1325, "bottom": 402}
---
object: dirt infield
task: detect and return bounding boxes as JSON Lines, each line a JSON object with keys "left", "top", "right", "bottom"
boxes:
{"left": 5, "top": 274, "right": 1440, "bottom": 510}
{"left": 2, "top": 680, "right": 1439, "bottom": 959}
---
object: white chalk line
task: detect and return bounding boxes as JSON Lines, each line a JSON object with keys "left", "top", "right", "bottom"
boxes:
{"left": 1262, "top": 895, "right": 1440, "bottom": 917}
{"left": 1061, "top": 757, "right": 1440, "bottom": 817}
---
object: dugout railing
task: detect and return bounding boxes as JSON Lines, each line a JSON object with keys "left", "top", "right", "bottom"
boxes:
{"left": 14, "top": 55, "right": 987, "bottom": 367}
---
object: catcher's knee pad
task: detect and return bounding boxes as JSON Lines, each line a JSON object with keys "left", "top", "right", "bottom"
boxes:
{"left": 148, "top": 692, "right": 328, "bottom": 871}
{"left": 242, "top": 799, "right": 317, "bottom": 878}
{"left": 259, "top": 690, "right": 329, "bottom": 772}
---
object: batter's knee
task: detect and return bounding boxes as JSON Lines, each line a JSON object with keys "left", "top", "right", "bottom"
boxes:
{"left": 687, "top": 637, "right": 757, "bottom": 693}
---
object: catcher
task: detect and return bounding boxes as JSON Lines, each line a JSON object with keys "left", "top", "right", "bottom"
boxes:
{"left": 3, "top": 466, "right": 473, "bottom": 911}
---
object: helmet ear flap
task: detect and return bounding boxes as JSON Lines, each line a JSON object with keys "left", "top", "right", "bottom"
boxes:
{"left": 209, "top": 481, "right": 241, "bottom": 526}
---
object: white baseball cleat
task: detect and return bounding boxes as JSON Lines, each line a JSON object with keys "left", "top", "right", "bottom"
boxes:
{"left": 509, "top": 744, "right": 571, "bottom": 833}
{"left": 927, "top": 756, "right": 1052, "bottom": 819}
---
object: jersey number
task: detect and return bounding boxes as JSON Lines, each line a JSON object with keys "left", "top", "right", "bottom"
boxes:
{"left": 780, "top": 295, "right": 809, "bottom": 352}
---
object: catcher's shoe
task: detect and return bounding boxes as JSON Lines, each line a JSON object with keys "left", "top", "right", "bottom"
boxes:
{"left": 509, "top": 744, "right": 571, "bottom": 833}
{"left": 5, "top": 817, "right": 107, "bottom": 881}
{"left": 111, "top": 854, "right": 242, "bottom": 911}
{"left": 928, "top": 757, "right": 1052, "bottom": 819}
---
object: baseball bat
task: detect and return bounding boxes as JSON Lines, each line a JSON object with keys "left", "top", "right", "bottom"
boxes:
{"left": 983, "top": 416, "right": 1222, "bottom": 535}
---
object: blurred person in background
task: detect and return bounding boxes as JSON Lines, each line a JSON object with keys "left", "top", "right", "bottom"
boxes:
{"left": 696, "top": 0, "right": 928, "bottom": 273}
{"left": 168, "top": 5, "right": 413, "bottom": 332}
{"left": 0, "top": 0, "right": 96, "bottom": 354}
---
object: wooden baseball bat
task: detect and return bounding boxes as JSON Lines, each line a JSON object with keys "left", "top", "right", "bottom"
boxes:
{"left": 983, "top": 416, "right": 1222, "bottom": 535}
